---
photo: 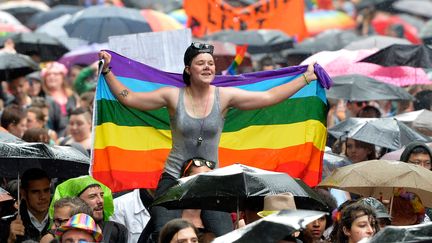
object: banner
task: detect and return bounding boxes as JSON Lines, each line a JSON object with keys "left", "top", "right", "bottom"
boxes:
{"left": 184, "top": 0, "right": 308, "bottom": 41}
{"left": 92, "top": 51, "right": 328, "bottom": 192}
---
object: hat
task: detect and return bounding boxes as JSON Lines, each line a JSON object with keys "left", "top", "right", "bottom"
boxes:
{"left": 56, "top": 213, "right": 103, "bottom": 242}
{"left": 358, "top": 197, "right": 391, "bottom": 219}
{"left": 41, "top": 62, "right": 68, "bottom": 78}
{"left": 257, "top": 192, "right": 297, "bottom": 217}
{"left": 182, "top": 42, "right": 214, "bottom": 84}
{"left": 49, "top": 176, "right": 113, "bottom": 221}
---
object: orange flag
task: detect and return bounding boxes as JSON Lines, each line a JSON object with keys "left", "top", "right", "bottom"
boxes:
{"left": 184, "top": 0, "right": 308, "bottom": 41}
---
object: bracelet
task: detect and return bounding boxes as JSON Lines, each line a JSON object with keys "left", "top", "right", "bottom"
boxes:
{"left": 302, "top": 73, "right": 310, "bottom": 85}
{"left": 102, "top": 66, "right": 112, "bottom": 76}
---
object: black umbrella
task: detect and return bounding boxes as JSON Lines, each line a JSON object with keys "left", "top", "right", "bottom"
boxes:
{"left": 26, "top": 4, "right": 83, "bottom": 30}
{"left": 213, "top": 209, "right": 327, "bottom": 243}
{"left": 392, "top": 0, "right": 432, "bottom": 19}
{"left": 369, "top": 223, "right": 432, "bottom": 243}
{"left": 359, "top": 44, "right": 432, "bottom": 69}
{"left": 327, "top": 74, "right": 414, "bottom": 101}
{"left": 344, "top": 35, "right": 411, "bottom": 50}
{"left": 0, "top": 0, "right": 50, "bottom": 28}
{"left": 1, "top": 32, "right": 70, "bottom": 61}
{"left": 328, "top": 117, "right": 432, "bottom": 150}
{"left": 355, "top": 0, "right": 397, "bottom": 11}
{"left": 64, "top": 6, "right": 152, "bottom": 44}
{"left": 202, "top": 29, "right": 294, "bottom": 54}
{"left": 0, "top": 141, "right": 90, "bottom": 179}
{"left": 0, "top": 52, "right": 39, "bottom": 81}
{"left": 152, "top": 164, "right": 326, "bottom": 212}
{"left": 286, "top": 29, "right": 359, "bottom": 55}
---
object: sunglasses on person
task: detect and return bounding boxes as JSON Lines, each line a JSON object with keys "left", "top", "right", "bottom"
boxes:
{"left": 182, "top": 158, "right": 216, "bottom": 177}
{"left": 53, "top": 217, "right": 70, "bottom": 228}
{"left": 190, "top": 42, "right": 214, "bottom": 54}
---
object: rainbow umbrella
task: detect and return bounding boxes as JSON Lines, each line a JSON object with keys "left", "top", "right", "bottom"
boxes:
{"left": 305, "top": 10, "right": 356, "bottom": 36}
{"left": 169, "top": 9, "right": 187, "bottom": 27}
{"left": 140, "top": 9, "right": 184, "bottom": 32}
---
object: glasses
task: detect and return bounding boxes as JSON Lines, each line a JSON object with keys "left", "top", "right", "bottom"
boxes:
{"left": 53, "top": 217, "right": 70, "bottom": 228}
{"left": 190, "top": 158, "right": 216, "bottom": 169}
{"left": 190, "top": 42, "right": 214, "bottom": 54}
{"left": 182, "top": 158, "right": 216, "bottom": 177}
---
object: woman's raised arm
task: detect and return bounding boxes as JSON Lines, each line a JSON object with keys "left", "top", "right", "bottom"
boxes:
{"left": 224, "top": 62, "right": 317, "bottom": 110}
{"left": 98, "top": 50, "right": 174, "bottom": 111}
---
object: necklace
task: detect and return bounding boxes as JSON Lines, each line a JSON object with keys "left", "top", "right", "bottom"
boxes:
{"left": 188, "top": 87, "right": 210, "bottom": 146}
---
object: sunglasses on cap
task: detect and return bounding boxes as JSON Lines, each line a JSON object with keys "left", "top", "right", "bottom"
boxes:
{"left": 182, "top": 158, "right": 216, "bottom": 177}
{"left": 190, "top": 42, "right": 214, "bottom": 54}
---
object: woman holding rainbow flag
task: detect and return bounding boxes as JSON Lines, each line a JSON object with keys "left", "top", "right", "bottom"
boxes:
{"left": 98, "top": 42, "right": 325, "bottom": 241}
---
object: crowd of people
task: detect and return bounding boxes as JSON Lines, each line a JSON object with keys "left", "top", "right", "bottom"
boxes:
{"left": 0, "top": 0, "right": 432, "bottom": 242}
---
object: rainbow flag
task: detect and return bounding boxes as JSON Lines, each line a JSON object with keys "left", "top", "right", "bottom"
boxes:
{"left": 225, "top": 45, "right": 248, "bottom": 75}
{"left": 92, "top": 51, "right": 330, "bottom": 192}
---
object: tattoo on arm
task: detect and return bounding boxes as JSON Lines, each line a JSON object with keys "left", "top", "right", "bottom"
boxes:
{"left": 119, "top": 89, "right": 129, "bottom": 98}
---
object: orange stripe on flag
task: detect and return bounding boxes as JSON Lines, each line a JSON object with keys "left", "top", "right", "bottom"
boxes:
{"left": 93, "top": 170, "right": 163, "bottom": 190}
{"left": 92, "top": 147, "right": 169, "bottom": 171}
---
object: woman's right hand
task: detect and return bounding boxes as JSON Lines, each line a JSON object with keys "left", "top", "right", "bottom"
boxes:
{"left": 98, "top": 50, "right": 111, "bottom": 71}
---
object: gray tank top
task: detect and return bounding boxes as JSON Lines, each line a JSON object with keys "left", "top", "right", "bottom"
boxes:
{"left": 164, "top": 87, "right": 224, "bottom": 178}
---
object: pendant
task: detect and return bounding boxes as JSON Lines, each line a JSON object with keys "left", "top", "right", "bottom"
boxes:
{"left": 197, "top": 136, "right": 203, "bottom": 146}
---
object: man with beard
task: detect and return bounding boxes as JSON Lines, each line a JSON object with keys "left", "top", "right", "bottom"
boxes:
{"left": 50, "top": 176, "right": 127, "bottom": 243}
{"left": 2, "top": 168, "right": 51, "bottom": 243}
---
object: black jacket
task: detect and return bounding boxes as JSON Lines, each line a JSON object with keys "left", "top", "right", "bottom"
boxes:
{"left": 0, "top": 202, "right": 50, "bottom": 243}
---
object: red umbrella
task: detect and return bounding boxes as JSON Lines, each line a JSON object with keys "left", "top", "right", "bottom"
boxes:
{"left": 372, "top": 13, "right": 421, "bottom": 44}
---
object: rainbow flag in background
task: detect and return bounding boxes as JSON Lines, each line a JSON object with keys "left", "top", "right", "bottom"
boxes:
{"left": 225, "top": 45, "right": 248, "bottom": 75}
{"left": 92, "top": 51, "right": 329, "bottom": 192}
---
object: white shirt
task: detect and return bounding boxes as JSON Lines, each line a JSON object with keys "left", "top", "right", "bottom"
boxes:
{"left": 110, "top": 189, "right": 151, "bottom": 243}
{"left": 27, "top": 210, "right": 49, "bottom": 232}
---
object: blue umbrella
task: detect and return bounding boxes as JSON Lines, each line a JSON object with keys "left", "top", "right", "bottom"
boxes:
{"left": 64, "top": 5, "right": 152, "bottom": 44}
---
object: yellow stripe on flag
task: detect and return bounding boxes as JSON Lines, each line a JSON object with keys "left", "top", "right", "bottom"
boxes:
{"left": 94, "top": 120, "right": 326, "bottom": 151}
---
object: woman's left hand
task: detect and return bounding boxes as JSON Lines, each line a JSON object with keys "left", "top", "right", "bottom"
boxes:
{"left": 305, "top": 62, "right": 317, "bottom": 82}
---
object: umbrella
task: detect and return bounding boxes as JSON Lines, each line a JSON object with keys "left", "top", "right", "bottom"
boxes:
{"left": 123, "top": 0, "right": 183, "bottom": 13}
{"left": 283, "top": 29, "right": 360, "bottom": 57}
{"left": 328, "top": 117, "right": 432, "bottom": 150}
{"left": 420, "top": 19, "right": 432, "bottom": 44}
{"left": 213, "top": 209, "right": 327, "bottom": 243}
{"left": 305, "top": 10, "right": 356, "bottom": 36}
{"left": 152, "top": 164, "right": 326, "bottom": 212}
{"left": 34, "top": 14, "right": 70, "bottom": 38}
{"left": 0, "top": 52, "right": 39, "bottom": 81}
{"left": 394, "top": 109, "right": 432, "bottom": 136}
{"left": 26, "top": 4, "right": 83, "bottom": 30}
{"left": 0, "top": 0, "right": 50, "bottom": 28}
{"left": 0, "top": 10, "right": 24, "bottom": 25}
{"left": 371, "top": 13, "right": 421, "bottom": 44}
{"left": 359, "top": 44, "right": 432, "bottom": 69}
{"left": 59, "top": 42, "right": 108, "bottom": 68}
{"left": 140, "top": 9, "right": 183, "bottom": 32}
{"left": 392, "top": 0, "right": 432, "bottom": 19}
{"left": 0, "top": 187, "right": 13, "bottom": 203}
{"left": 64, "top": 6, "right": 153, "bottom": 43}
{"left": 322, "top": 150, "right": 352, "bottom": 180}
{"left": 318, "top": 159, "right": 432, "bottom": 207}
{"left": 202, "top": 29, "right": 294, "bottom": 55}
{"left": 326, "top": 74, "right": 414, "bottom": 101}
{"left": 1, "top": 32, "right": 70, "bottom": 62}
{"left": 355, "top": 0, "right": 397, "bottom": 11}
{"left": 301, "top": 49, "right": 431, "bottom": 87}
{"left": 369, "top": 222, "right": 432, "bottom": 243}
{"left": 344, "top": 35, "right": 411, "bottom": 50}
{"left": 0, "top": 141, "right": 90, "bottom": 179}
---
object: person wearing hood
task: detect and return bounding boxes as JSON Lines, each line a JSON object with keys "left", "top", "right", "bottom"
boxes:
{"left": 400, "top": 141, "right": 432, "bottom": 170}
{"left": 49, "top": 176, "right": 127, "bottom": 243}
